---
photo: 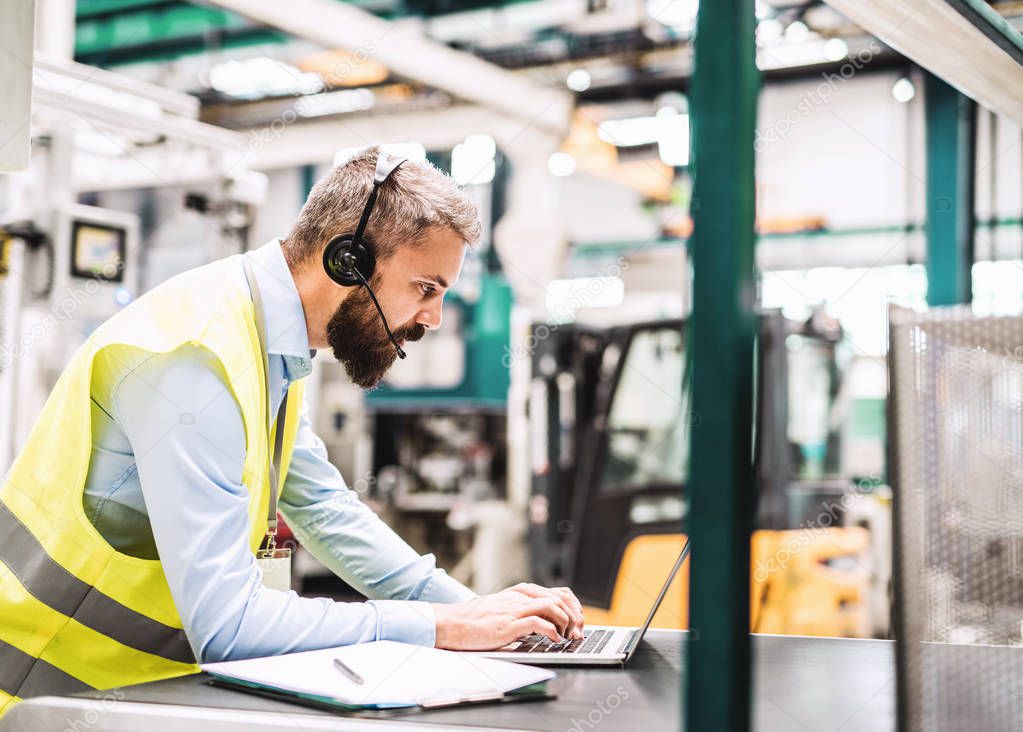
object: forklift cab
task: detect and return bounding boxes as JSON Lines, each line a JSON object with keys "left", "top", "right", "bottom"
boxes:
{"left": 527, "top": 318, "right": 693, "bottom": 609}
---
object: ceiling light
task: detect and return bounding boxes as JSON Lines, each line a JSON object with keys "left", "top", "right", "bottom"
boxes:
{"left": 758, "top": 18, "right": 784, "bottom": 45}
{"left": 892, "top": 77, "right": 916, "bottom": 103}
{"left": 548, "top": 152, "right": 576, "bottom": 177}
{"left": 452, "top": 134, "right": 497, "bottom": 185}
{"left": 824, "top": 38, "right": 849, "bottom": 61}
{"left": 784, "top": 21, "right": 810, "bottom": 43}
{"left": 566, "top": 69, "right": 591, "bottom": 92}
{"left": 209, "top": 57, "right": 323, "bottom": 99}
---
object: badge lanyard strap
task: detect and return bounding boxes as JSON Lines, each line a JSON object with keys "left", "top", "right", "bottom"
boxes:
{"left": 242, "top": 257, "right": 289, "bottom": 555}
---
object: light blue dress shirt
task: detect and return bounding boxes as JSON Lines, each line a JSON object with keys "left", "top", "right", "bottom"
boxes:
{"left": 82, "top": 239, "right": 475, "bottom": 662}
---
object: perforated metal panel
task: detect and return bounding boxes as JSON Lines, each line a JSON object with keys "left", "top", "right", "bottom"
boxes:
{"left": 888, "top": 304, "right": 1023, "bottom": 732}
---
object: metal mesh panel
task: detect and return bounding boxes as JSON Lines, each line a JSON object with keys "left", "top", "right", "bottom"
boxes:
{"left": 888, "top": 304, "right": 1023, "bottom": 732}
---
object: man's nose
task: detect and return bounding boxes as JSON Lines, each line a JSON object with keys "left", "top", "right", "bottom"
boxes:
{"left": 415, "top": 301, "right": 443, "bottom": 330}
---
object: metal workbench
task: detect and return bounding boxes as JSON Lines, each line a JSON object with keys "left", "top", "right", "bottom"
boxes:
{"left": 2, "top": 630, "right": 902, "bottom": 731}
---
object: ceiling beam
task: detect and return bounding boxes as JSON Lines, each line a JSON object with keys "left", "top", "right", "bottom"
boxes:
{"left": 204, "top": 0, "right": 570, "bottom": 137}
{"left": 239, "top": 103, "right": 558, "bottom": 171}
{"left": 825, "top": 0, "right": 1023, "bottom": 125}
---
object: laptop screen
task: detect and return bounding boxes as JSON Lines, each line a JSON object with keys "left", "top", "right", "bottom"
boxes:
{"left": 624, "top": 539, "right": 691, "bottom": 662}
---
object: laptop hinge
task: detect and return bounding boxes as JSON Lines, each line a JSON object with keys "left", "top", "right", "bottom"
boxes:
{"left": 616, "top": 629, "right": 639, "bottom": 655}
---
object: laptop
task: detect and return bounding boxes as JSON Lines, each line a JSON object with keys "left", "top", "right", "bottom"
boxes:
{"left": 474, "top": 539, "right": 690, "bottom": 666}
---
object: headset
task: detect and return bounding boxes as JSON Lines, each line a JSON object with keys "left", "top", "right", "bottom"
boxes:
{"left": 322, "top": 150, "right": 409, "bottom": 359}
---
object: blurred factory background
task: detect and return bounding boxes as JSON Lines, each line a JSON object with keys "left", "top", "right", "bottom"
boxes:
{"left": 3, "top": 0, "right": 1023, "bottom": 645}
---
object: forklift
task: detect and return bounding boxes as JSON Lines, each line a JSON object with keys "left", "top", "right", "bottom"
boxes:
{"left": 526, "top": 309, "right": 888, "bottom": 637}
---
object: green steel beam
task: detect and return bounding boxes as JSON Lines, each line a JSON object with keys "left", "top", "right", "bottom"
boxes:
{"left": 569, "top": 217, "right": 1023, "bottom": 259}
{"left": 685, "top": 1, "right": 758, "bottom": 730}
{"left": 924, "top": 71, "right": 976, "bottom": 306}
{"left": 76, "top": 0, "right": 178, "bottom": 19}
{"left": 946, "top": 0, "right": 1023, "bottom": 65}
{"left": 76, "top": 28, "right": 286, "bottom": 67}
{"left": 75, "top": 2, "right": 274, "bottom": 62}
{"left": 73, "top": 0, "right": 541, "bottom": 67}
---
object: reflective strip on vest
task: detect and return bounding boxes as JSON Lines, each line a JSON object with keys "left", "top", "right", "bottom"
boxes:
{"left": 0, "top": 502, "right": 195, "bottom": 666}
{"left": 0, "top": 640, "right": 93, "bottom": 698}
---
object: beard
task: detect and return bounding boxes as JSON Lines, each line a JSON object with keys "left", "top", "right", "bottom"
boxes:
{"left": 326, "top": 281, "right": 426, "bottom": 390}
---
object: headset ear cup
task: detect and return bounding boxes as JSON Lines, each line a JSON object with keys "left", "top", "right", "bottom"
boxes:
{"left": 353, "top": 238, "right": 376, "bottom": 283}
{"left": 323, "top": 235, "right": 375, "bottom": 287}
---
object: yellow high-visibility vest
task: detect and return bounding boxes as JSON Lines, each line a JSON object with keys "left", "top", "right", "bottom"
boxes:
{"left": 0, "top": 254, "right": 305, "bottom": 716}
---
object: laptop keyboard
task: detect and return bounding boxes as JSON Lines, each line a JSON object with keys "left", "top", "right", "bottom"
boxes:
{"left": 510, "top": 628, "right": 612, "bottom": 654}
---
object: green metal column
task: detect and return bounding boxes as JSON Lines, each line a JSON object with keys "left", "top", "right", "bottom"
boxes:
{"left": 924, "top": 72, "right": 976, "bottom": 306}
{"left": 685, "top": 1, "right": 758, "bottom": 731}
{"left": 301, "top": 164, "right": 317, "bottom": 204}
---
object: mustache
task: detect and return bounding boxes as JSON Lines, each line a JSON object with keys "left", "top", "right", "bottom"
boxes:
{"left": 394, "top": 322, "right": 426, "bottom": 343}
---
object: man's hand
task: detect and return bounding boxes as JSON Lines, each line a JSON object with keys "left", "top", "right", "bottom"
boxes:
{"left": 433, "top": 583, "right": 585, "bottom": 651}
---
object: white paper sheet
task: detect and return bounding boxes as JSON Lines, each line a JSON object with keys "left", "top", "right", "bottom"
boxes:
{"left": 202, "top": 640, "right": 554, "bottom": 708}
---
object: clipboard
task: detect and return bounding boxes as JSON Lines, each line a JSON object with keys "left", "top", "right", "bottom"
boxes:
{"left": 200, "top": 640, "right": 556, "bottom": 716}
{"left": 207, "top": 675, "right": 556, "bottom": 719}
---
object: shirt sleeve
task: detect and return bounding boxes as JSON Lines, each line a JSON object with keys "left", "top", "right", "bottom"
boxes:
{"left": 279, "top": 398, "right": 478, "bottom": 618}
{"left": 111, "top": 345, "right": 437, "bottom": 662}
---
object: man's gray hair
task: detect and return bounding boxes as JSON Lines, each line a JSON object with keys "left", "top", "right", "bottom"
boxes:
{"left": 282, "top": 145, "right": 482, "bottom": 269}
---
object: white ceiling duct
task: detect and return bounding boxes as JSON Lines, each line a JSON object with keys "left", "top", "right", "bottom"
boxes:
{"left": 825, "top": 0, "right": 1023, "bottom": 124}
{"left": 205, "top": 0, "right": 571, "bottom": 137}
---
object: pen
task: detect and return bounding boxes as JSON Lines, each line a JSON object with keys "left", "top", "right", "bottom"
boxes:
{"left": 333, "top": 657, "right": 364, "bottom": 685}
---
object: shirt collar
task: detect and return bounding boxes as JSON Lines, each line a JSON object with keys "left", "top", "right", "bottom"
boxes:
{"left": 243, "top": 239, "right": 313, "bottom": 367}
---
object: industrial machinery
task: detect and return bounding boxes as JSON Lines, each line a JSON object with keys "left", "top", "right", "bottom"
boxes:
{"left": 0, "top": 48, "right": 257, "bottom": 473}
{"left": 0, "top": 204, "right": 139, "bottom": 470}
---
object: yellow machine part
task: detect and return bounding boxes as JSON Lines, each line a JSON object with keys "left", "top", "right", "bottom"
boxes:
{"left": 581, "top": 528, "right": 871, "bottom": 637}
{"left": 581, "top": 534, "right": 690, "bottom": 629}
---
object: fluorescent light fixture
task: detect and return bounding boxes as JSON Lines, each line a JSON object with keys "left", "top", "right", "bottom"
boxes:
{"left": 757, "top": 38, "right": 848, "bottom": 69}
{"left": 333, "top": 142, "right": 427, "bottom": 168}
{"left": 596, "top": 112, "right": 689, "bottom": 165}
{"left": 296, "top": 88, "right": 374, "bottom": 118}
{"left": 209, "top": 57, "right": 324, "bottom": 99}
{"left": 462, "top": 133, "right": 496, "bottom": 160}
{"left": 597, "top": 112, "right": 684, "bottom": 146}
{"left": 548, "top": 151, "right": 576, "bottom": 176}
{"left": 657, "top": 133, "right": 690, "bottom": 167}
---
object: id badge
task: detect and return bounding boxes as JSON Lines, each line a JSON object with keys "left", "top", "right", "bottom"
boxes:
{"left": 256, "top": 547, "right": 292, "bottom": 591}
